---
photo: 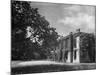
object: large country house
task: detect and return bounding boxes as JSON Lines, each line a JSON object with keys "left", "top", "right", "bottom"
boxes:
{"left": 51, "top": 29, "right": 95, "bottom": 63}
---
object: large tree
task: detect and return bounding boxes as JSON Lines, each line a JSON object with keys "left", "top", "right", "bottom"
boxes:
{"left": 11, "top": 1, "right": 58, "bottom": 60}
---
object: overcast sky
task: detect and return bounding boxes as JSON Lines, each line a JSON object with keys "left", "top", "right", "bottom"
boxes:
{"left": 30, "top": 2, "right": 95, "bottom": 36}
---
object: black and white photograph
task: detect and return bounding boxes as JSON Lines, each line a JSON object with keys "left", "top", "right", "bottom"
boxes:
{"left": 11, "top": 0, "right": 96, "bottom": 74}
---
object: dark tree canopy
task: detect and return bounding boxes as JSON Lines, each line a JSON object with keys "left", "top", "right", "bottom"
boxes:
{"left": 11, "top": 1, "right": 58, "bottom": 60}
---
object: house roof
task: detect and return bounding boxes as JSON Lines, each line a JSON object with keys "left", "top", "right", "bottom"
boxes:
{"left": 58, "top": 31, "right": 90, "bottom": 42}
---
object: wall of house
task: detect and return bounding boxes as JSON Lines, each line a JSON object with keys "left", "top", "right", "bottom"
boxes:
{"left": 55, "top": 34, "right": 74, "bottom": 63}
{"left": 62, "top": 38, "right": 71, "bottom": 63}
{"left": 73, "top": 36, "right": 80, "bottom": 63}
{"left": 66, "top": 38, "right": 72, "bottom": 63}
{"left": 79, "top": 34, "right": 92, "bottom": 63}
{"left": 80, "top": 50, "right": 90, "bottom": 63}
{"left": 55, "top": 37, "right": 72, "bottom": 63}
{"left": 54, "top": 31, "right": 93, "bottom": 63}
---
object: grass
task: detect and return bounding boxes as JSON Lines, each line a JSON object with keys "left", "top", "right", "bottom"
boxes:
{"left": 11, "top": 60, "right": 96, "bottom": 74}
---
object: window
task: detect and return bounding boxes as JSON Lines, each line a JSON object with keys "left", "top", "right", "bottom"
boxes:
{"left": 73, "top": 38, "right": 76, "bottom": 48}
{"left": 65, "top": 51, "right": 68, "bottom": 59}
{"left": 74, "top": 50, "right": 77, "bottom": 60}
{"left": 65, "top": 39, "right": 68, "bottom": 48}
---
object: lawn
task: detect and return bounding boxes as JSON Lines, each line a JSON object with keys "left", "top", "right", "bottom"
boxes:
{"left": 11, "top": 60, "right": 96, "bottom": 74}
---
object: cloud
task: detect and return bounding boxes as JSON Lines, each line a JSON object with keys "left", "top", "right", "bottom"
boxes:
{"left": 58, "top": 5, "right": 95, "bottom": 33}
{"left": 63, "top": 5, "right": 95, "bottom": 16}
{"left": 59, "top": 14, "right": 95, "bottom": 33}
{"left": 30, "top": 2, "right": 95, "bottom": 36}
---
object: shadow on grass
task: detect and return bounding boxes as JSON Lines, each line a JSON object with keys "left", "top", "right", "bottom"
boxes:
{"left": 11, "top": 64, "right": 96, "bottom": 74}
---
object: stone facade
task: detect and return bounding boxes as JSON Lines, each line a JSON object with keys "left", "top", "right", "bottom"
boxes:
{"left": 54, "top": 29, "right": 92, "bottom": 63}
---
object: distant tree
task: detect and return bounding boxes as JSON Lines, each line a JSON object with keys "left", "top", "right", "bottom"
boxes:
{"left": 11, "top": 1, "right": 58, "bottom": 60}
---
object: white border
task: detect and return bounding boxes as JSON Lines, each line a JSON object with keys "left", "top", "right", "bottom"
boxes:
{"left": 0, "top": 0, "right": 99, "bottom": 75}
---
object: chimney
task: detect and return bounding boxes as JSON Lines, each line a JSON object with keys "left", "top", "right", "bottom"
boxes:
{"left": 76, "top": 29, "right": 80, "bottom": 33}
{"left": 70, "top": 32, "right": 73, "bottom": 35}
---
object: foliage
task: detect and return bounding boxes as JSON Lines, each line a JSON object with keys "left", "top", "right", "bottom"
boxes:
{"left": 11, "top": 1, "right": 58, "bottom": 60}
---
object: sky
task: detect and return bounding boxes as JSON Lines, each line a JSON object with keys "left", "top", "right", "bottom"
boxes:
{"left": 30, "top": 2, "right": 95, "bottom": 36}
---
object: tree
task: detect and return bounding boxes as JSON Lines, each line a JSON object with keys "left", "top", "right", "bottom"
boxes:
{"left": 11, "top": 1, "right": 58, "bottom": 60}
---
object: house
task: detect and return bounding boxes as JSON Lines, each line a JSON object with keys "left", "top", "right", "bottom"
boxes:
{"left": 53, "top": 29, "right": 95, "bottom": 63}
